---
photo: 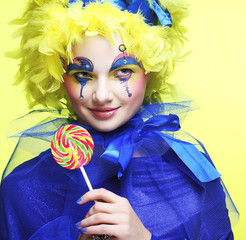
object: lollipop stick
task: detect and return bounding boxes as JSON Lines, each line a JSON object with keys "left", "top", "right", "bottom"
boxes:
{"left": 80, "top": 166, "right": 93, "bottom": 191}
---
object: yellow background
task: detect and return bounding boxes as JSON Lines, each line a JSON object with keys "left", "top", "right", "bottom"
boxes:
{"left": 0, "top": 0, "right": 245, "bottom": 238}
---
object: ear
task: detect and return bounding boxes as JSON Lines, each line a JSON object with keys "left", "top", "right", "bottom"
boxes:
{"left": 145, "top": 72, "right": 153, "bottom": 82}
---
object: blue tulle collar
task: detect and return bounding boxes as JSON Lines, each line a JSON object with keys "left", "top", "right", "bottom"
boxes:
{"left": 74, "top": 105, "right": 220, "bottom": 182}
{"left": 3, "top": 103, "right": 220, "bottom": 183}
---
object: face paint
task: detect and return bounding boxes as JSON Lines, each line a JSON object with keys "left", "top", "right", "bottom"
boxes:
{"left": 114, "top": 68, "right": 133, "bottom": 97}
{"left": 64, "top": 35, "right": 149, "bottom": 132}
{"left": 119, "top": 44, "right": 127, "bottom": 64}
{"left": 110, "top": 52, "right": 142, "bottom": 97}
{"left": 66, "top": 57, "right": 94, "bottom": 100}
{"left": 110, "top": 54, "right": 142, "bottom": 71}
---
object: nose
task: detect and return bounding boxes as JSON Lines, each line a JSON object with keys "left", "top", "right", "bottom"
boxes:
{"left": 92, "top": 76, "right": 113, "bottom": 104}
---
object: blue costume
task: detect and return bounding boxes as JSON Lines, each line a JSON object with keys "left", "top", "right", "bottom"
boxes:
{"left": 0, "top": 104, "right": 237, "bottom": 239}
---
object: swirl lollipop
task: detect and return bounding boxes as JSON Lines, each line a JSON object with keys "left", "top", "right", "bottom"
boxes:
{"left": 52, "top": 124, "right": 111, "bottom": 240}
{"left": 51, "top": 124, "right": 94, "bottom": 190}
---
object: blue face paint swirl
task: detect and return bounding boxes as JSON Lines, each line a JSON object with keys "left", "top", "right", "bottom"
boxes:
{"left": 67, "top": 57, "right": 94, "bottom": 100}
{"left": 68, "top": 0, "right": 172, "bottom": 27}
{"left": 109, "top": 56, "right": 142, "bottom": 72}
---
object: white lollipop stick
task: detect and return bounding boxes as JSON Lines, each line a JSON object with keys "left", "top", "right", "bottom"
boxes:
{"left": 80, "top": 166, "right": 97, "bottom": 204}
{"left": 80, "top": 166, "right": 93, "bottom": 191}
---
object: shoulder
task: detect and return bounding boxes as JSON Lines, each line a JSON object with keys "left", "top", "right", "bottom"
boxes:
{"left": 0, "top": 149, "right": 73, "bottom": 217}
{"left": 0, "top": 149, "right": 72, "bottom": 238}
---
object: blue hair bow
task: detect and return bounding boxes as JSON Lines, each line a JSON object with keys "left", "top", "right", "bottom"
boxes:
{"left": 68, "top": 0, "right": 172, "bottom": 27}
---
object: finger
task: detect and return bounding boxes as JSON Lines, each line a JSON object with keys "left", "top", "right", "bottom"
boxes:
{"left": 81, "top": 224, "right": 121, "bottom": 237}
{"left": 81, "top": 213, "right": 122, "bottom": 228}
{"left": 85, "top": 201, "right": 118, "bottom": 218}
{"left": 78, "top": 188, "right": 122, "bottom": 205}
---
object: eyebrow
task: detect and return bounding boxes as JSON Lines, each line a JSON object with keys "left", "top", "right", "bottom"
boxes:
{"left": 109, "top": 53, "right": 142, "bottom": 72}
{"left": 66, "top": 57, "right": 94, "bottom": 74}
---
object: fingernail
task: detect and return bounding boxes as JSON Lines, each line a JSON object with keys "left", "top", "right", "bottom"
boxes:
{"left": 75, "top": 221, "right": 81, "bottom": 228}
{"left": 79, "top": 228, "right": 87, "bottom": 232}
{"left": 76, "top": 197, "right": 82, "bottom": 204}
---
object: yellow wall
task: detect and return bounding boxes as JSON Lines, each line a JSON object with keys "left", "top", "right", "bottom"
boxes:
{"left": 0, "top": 0, "right": 245, "bottom": 238}
{"left": 176, "top": 0, "right": 246, "bottom": 238}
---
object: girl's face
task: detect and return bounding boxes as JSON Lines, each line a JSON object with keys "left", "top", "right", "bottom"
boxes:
{"left": 64, "top": 35, "right": 149, "bottom": 132}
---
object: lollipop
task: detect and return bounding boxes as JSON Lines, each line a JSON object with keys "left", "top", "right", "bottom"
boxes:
{"left": 52, "top": 125, "right": 111, "bottom": 240}
{"left": 51, "top": 124, "right": 94, "bottom": 190}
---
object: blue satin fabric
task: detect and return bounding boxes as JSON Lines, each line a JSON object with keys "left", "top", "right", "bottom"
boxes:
{"left": 68, "top": 0, "right": 173, "bottom": 26}
{"left": 95, "top": 112, "right": 220, "bottom": 181}
{"left": 0, "top": 104, "right": 234, "bottom": 239}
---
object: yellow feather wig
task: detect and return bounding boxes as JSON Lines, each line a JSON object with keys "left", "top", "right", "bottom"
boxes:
{"left": 12, "top": 0, "right": 188, "bottom": 115}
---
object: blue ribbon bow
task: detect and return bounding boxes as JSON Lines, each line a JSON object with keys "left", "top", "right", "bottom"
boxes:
{"left": 98, "top": 113, "right": 220, "bottom": 182}
{"left": 68, "top": 0, "right": 173, "bottom": 27}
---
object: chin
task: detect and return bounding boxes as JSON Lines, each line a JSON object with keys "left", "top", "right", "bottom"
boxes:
{"left": 89, "top": 118, "right": 130, "bottom": 132}
{"left": 78, "top": 113, "right": 134, "bottom": 132}
{"left": 91, "top": 123, "right": 121, "bottom": 132}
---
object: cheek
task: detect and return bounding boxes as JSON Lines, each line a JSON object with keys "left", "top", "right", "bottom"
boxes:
{"left": 64, "top": 75, "right": 79, "bottom": 99}
{"left": 131, "top": 72, "right": 147, "bottom": 97}
{"left": 64, "top": 75, "right": 92, "bottom": 107}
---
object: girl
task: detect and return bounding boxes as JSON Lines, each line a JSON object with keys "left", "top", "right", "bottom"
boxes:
{"left": 0, "top": 0, "right": 237, "bottom": 239}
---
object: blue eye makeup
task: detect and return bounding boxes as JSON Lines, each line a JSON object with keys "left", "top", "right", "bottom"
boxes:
{"left": 110, "top": 54, "right": 141, "bottom": 97}
{"left": 109, "top": 56, "right": 142, "bottom": 72}
{"left": 66, "top": 57, "right": 94, "bottom": 74}
{"left": 67, "top": 57, "right": 94, "bottom": 100}
{"left": 66, "top": 53, "right": 142, "bottom": 99}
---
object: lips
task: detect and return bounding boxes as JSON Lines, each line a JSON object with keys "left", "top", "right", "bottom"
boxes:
{"left": 89, "top": 107, "right": 120, "bottom": 120}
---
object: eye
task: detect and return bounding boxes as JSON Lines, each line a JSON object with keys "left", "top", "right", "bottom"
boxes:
{"left": 116, "top": 68, "right": 133, "bottom": 76}
{"left": 74, "top": 72, "right": 92, "bottom": 80}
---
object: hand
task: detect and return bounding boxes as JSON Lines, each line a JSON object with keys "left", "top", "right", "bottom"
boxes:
{"left": 76, "top": 188, "right": 151, "bottom": 240}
